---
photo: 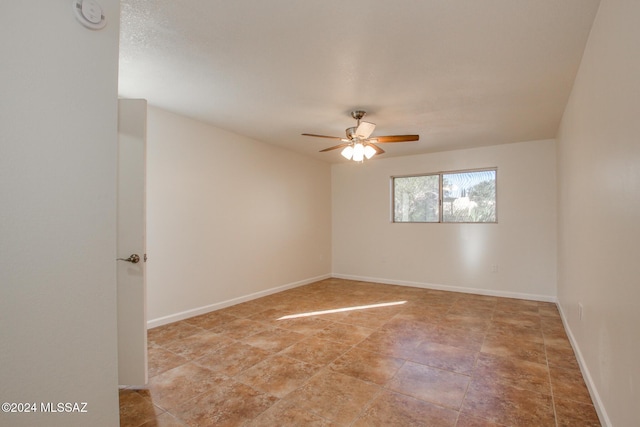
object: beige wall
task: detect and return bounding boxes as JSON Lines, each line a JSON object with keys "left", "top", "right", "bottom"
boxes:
{"left": 0, "top": 2, "right": 120, "bottom": 426}
{"left": 146, "top": 107, "right": 332, "bottom": 325}
{"left": 332, "top": 139, "right": 557, "bottom": 300}
{"left": 556, "top": 0, "right": 640, "bottom": 425}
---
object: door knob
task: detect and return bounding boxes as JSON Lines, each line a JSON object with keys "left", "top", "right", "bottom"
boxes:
{"left": 117, "top": 254, "right": 140, "bottom": 264}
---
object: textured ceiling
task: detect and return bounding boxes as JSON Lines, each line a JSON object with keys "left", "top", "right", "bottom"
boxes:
{"left": 119, "top": 0, "right": 600, "bottom": 163}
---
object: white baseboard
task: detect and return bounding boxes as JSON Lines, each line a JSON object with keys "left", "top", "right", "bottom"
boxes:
{"left": 331, "top": 273, "right": 557, "bottom": 303}
{"left": 147, "top": 273, "right": 331, "bottom": 329}
{"left": 557, "top": 302, "right": 611, "bottom": 427}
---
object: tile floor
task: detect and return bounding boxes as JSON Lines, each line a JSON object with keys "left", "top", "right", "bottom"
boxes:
{"left": 119, "top": 278, "right": 601, "bottom": 426}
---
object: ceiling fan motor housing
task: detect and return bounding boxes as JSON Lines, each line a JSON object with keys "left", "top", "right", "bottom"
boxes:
{"left": 351, "top": 110, "right": 367, "bottom": 121}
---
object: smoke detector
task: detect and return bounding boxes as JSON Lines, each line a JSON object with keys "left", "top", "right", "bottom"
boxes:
{"left": 73, "top": 0, "right": 107, "bottom": 30}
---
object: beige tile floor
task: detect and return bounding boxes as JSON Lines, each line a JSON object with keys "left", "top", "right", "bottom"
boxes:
{"left": 120, "top": 278, "right": 601, "bottom": 426}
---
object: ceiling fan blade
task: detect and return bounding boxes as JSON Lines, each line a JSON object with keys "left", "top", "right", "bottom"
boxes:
{"left": 319, "top": 142, "right": 351, "bottom": 152}
{"left": 368, "top": 143, "right": 385, "bottom": 155}
{"left": 371, "top": 135, "right": 420, "bottom": 143}
{"left": 355, "top": 121, "right": 376, "bottom": 139}
{"left": 302, "top": 133, "right": 344, "bottom": 141}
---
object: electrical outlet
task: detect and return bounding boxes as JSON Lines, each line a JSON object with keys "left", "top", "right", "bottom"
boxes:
{"left": 578, "top": 303, "right": 584, "bottom": 320}
{"left": 491, "top": 264, "right": 498, "bottom": 273}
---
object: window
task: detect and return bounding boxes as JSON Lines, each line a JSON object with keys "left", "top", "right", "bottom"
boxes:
{"left": 393, "top": 168, "right": 497, "bottom": 223}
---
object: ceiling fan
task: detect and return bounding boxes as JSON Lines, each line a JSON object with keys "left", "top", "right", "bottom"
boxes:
{"left": 302, "top": 110, "right": 419, "bottom": 161}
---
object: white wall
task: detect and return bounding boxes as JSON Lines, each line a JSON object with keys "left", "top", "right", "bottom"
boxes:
{"left": 146, "top": 107, "right": 332, "bottom": 324}
{"left": 332, "top": 140, "right": 557, "bottom": 300}
{"left": 0, "top": 2, "right": 120, "bottom": 426}
{"left": 556, "top": 0, "right": 640, "bottom": 425}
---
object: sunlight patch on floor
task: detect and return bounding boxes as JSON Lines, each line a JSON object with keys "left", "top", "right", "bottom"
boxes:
{"left": 277, "top": 301, "right": 407, "bottom": 320}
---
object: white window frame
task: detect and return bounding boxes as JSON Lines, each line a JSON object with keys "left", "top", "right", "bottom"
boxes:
{"left": 391, "top": 167, "right": 498, "bottom": 223}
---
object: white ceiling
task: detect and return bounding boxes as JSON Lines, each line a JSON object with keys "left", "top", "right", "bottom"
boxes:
{"left": 119, "top": 0, "right": 600, "bottom": 163}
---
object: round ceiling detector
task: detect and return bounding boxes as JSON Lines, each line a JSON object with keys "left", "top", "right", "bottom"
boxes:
{"left": 73, "top": 0, "right": 107, "bottom": 30}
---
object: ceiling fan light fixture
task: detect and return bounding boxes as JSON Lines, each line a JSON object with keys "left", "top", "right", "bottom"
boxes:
{"left": 364, "top": 144, "right": 376, "bottom": 159}
{"left": 352, "top": 143, "right": 365, "bottom": 162}
{"left": 341, "top": 145, "right": 354, "bottom": 160}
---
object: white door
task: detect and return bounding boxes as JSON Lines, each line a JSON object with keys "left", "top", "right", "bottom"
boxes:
{"left": 117, "top": 99, "right": 148, "bottom": 385}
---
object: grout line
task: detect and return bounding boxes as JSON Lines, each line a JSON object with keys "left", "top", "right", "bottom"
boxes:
{"left": 541, "top": 308, "right": 560, "bottom": 427}
{"left": 347, "top": 385, "right": 385, "bottom": 427}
